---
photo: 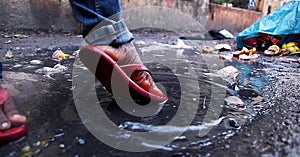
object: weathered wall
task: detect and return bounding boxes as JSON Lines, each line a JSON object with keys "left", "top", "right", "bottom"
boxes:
{"left": 0, "top": 0, "right": 263, "bottom": 34}
{"left": 0, "top": 0, "right": 209, "bottom": 33}
{"left": 121, "top": 0, "right": 208, "bottom": 25}
{"left": 0, "top": 0, "right": 78, "bottom": 33}
{"left": 120, "top": 0, "right": 209, "bottom": 35}
{"left": 206, "top": 4, "right": 263, "bottom": 34}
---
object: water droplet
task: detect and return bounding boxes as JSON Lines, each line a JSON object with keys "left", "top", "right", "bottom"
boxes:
{"left": 59, "top": 144, "right": 65, "bottom": 148}
{"left": 33, "top": 141, "right": 41, "bottom": 147}
{"left": 174, "top": 136, "right": 187, "bottom": 141}
{"left": 22, "top": 145, "right": 31, "bottom": 152}
{"left": 70, "top": 86, "right": 76, "bottom": 91}
{"left": 55, "top": 132, "right": 65, "bottom": 138}
{"left": 34, "top": 149, "right": 41, "bottom": 154}
{"left": 48, "top": 137, "right": 56, "bottom": 142}
{"left": 76, "top": 137, "right": 86, "bottom": 145}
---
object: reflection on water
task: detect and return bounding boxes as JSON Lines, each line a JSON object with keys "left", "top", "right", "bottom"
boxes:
{"left": 1, "top": 44, "right": 270, "bottom": 156}
{"left": 91, "top": 45, "right": 270, "bottom": 151}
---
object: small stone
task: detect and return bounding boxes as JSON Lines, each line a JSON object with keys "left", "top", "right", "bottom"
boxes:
{"left": 3, "top": 35, "right": 11, "bottom": 38}
{"left": 5, "top": 40, "right": 12, "bottom": 44}
{"left": 29, "top": 60, "right": 43, "bottom": 65}
{"left": 13, "top": 64, "right": 22, "bottom": 68}
{"left": 5, "top": 50, "right": 14, "bottom": 59}
{"left": 228, "top": 118, "right": 240, "bottom": 129}
{"left": 14, "top": 34, "right": 29, "bottom": 39}
{"left": 225, "top": 96, "right": 244, "bottom": 105}
{"left": 217, "top": 66, "right": 240, "bottom": 85}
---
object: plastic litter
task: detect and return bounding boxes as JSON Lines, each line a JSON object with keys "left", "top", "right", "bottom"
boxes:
{"left": 219, "top": 29, "right": 234, "bottom": 39}
{"left": 209, "top": 29, "right": 233, "bottom": 40}
{"left": 35, "top": 64, "right": 68, "bottom": 80}
{"left": 52, "top": 48, "right": 75, "bottom": 61}
{"left": 53, "top": 64, "right": 68, "bottom": 72}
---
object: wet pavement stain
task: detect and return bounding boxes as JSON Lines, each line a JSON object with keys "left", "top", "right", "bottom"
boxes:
{"left": 0, "top": 32, "right": 299, "bottom": 156}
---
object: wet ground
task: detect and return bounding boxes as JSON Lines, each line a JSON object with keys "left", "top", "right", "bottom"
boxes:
{"left": 0, "top": 31, "right": 299, "bottom": 157}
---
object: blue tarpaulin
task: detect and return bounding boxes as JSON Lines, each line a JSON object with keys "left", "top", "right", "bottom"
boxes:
{"left": 237, "top": 0, "right": 300, "bottom": 49}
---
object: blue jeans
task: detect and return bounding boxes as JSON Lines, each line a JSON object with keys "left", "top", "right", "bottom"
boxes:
{"left": 69, "top": 0, "right": 133, "bottom": 47}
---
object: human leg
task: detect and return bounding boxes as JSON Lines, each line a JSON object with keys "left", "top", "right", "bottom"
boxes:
{"left": 69, "top": 0, "right": 122, "bottom": 37}
{"left": 70, "top": 0, "right": 167, "bottom": 100}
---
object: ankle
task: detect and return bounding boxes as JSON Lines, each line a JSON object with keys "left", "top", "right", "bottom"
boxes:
{"left": 109, "top": 38, "right": 134, "bottom": 48}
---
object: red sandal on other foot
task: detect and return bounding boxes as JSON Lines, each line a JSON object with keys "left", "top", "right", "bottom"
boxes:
{"left": 0, "top": 88, "right": 27, "bottom": 145}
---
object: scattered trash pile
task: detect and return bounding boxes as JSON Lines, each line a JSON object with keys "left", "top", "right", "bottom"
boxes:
{"left": 3, "top": 46, "right": 77, "bottom": 80}
{"left": 264, "top": 42, "right": 299, "bottom": 56}
{"left": 34, "top": 48, "right": 76, "bottom": 80}
{"left": 200, "top": 43, "right": 259, "bottom": 62}
{"left": 235, "top": 1, "right": 300, "bottom": 63}
{"left": 242, "top": 33, "right": 300, "bottom": 57}
{"left": 201, "top": 32, "right": 300, "bottom": 63}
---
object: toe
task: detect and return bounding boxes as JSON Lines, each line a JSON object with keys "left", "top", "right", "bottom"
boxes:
{"left": 0, "top": 109, "right": 11, "bottom": 130}
{"left": 149, "top": 86, "right": 164, "bottom": 98}
{"left": 132, "top": 71, "right": 164, "bottom": 97}
{"left": 3, "top": 97, "right": 27, "bottom": 127}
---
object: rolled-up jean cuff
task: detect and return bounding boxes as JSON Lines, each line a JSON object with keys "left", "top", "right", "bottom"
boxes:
{"left": 84, "top": 19, "right": 133, "bottom": 46}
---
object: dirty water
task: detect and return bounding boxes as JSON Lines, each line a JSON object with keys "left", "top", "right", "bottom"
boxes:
{"left": 0, "top": 40, "right": 294, "bottom": 157}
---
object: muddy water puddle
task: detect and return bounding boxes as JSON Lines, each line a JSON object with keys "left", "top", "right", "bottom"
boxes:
{"left": 1, "top": 44, "right": 275, "bottom": 156}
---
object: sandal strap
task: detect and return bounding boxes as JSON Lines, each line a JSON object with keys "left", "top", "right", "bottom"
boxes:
{"left": 120, "top": 64, "right": 151, "bottom": 76}
{"left": 0, "top": 88, "right": 10, "bottom": 106}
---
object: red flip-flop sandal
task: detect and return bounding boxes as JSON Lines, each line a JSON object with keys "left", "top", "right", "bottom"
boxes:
{"left": 0, "top": 88, "right": 27, "bottom": 145}
{"left": 79, "top": 46, "right": 168, "bottom": 104}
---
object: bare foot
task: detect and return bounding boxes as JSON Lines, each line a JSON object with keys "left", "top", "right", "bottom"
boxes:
{"left": 96, "top": 42, "right": 165, "bottom": 97}
{"left": 0, "top": 88, "right": 27, "bottom": 131}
